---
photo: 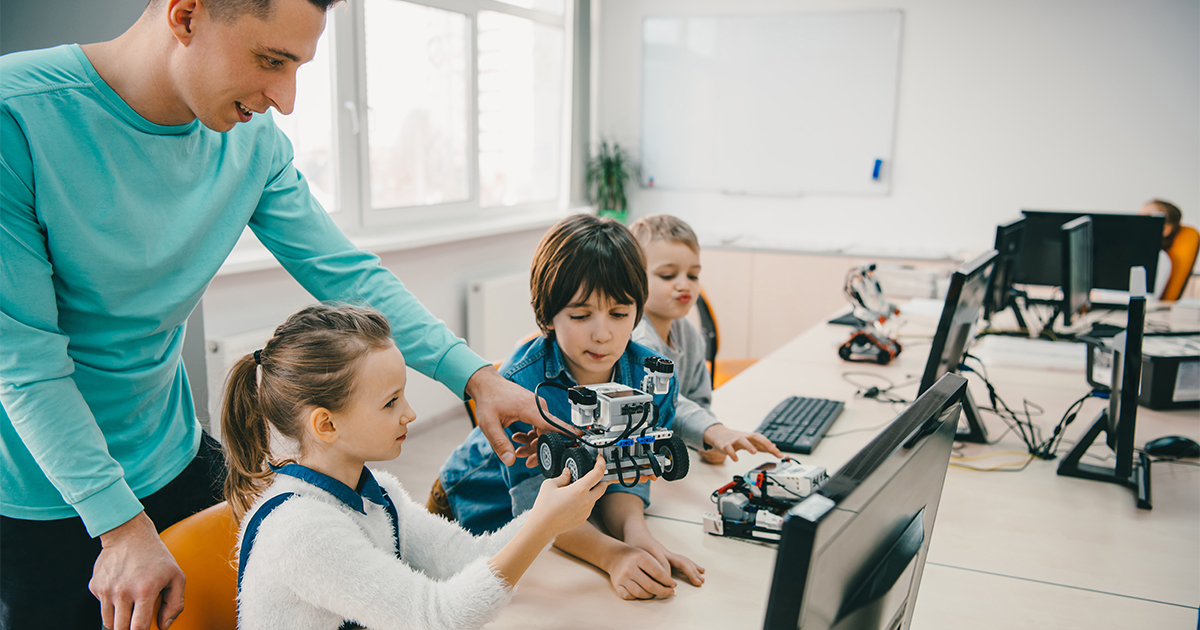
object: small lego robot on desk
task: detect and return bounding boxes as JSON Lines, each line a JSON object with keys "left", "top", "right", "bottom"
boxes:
{"left": 703, "top": 458, "right": 828, "bottom": 543}
{"left": 535, "top": 357, "right": 689, "bottom": 486}
{"left": 838, "top": 263, "right": 903, "bottom": 365}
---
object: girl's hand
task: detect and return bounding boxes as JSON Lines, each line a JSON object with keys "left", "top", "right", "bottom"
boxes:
{"left": 700, "top": 424, "right": 783, "bottom": 464}
{"left": 624, "top": 532, "right": 706, "bottom": 587}
{"left": 604, "top": 543, "right": 678, "bottom": 600}
{"left": 528, "top": 455, "right": 611, "bottom": 537}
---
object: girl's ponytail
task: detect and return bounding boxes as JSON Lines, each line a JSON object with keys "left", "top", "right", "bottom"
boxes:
{"left": 221, "top": 353, "right": 274, "bottom": 523}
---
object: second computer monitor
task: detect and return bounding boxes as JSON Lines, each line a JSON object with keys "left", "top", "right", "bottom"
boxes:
{"left": 919, "top": 250, "right": 998, "bottom": 394}
{"left": 1060, "top": 216, "right": 1093, "bottom": 326}
{"left": 983, "top": 217, "right": 1025, "bottom": 321}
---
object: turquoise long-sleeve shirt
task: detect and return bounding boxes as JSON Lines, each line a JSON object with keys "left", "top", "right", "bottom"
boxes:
{"left": 0, "top": 45, "right": 488, "bottom": 536}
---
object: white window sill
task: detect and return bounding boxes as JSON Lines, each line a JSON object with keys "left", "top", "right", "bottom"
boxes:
{"left": 216, "top": 208, "right": 580, "bottom": 277}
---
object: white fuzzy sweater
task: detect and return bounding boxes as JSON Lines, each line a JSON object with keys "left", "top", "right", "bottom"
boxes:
{"left": 237, "top": 467, "right": 528, "bottom": 630}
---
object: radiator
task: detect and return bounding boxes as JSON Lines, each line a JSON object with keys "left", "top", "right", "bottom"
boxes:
{"left": 466, "top": 271, "right": 536, "bottom": 364}
{"left": 204, "top": 326, "right": 275, "bottom": 442}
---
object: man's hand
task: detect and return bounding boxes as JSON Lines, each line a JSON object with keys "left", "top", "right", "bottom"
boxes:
{"left": 466, "top": 365, "right": 575, "bottom": 467}
{"left": 90, "top": 511, "right": 184, "bottom": 630}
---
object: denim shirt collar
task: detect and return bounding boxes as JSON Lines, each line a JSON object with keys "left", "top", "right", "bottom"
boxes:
{"left": 541, "top": 337, "right": 633, "bottom": 386}
{"left": 271, "top": 463, "right": 387, "bottom": 515}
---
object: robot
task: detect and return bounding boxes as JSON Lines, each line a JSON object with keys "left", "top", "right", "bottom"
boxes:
{"left": 838, "top": 263, "right": 903, "bottom": 365}
{"left": 702, "top": 458, "right": 828, "bottom": 543}
{"left": 535, "top": 357, "right": 689, "bottom": 487}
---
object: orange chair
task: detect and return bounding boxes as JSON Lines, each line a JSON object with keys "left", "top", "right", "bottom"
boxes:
{"left": 150, "top": 502, "right": 239, "bottom": 630}
{"left": 695, "top": 289, "right": 757, "bottom": 389}
{"left": 1161, "top": 225, "right": 1199, "bottom": 301}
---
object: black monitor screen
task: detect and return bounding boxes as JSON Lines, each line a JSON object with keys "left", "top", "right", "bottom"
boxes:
{"left": 984, "top": 218, "right": 1025, "bottom": 321}
{"left": 919, "top": 251, "right": 998, "bottom": 394}
{"left": 763, "top": 374, "right": 968, "bottom": 630}
{"left": 1061, "top": 216, "right": 1093, "bottom": 325}
{"left": 1014, "top": 210, "right": 1163, "bottom": 291}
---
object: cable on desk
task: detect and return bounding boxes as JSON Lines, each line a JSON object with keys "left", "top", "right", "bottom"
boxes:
{"left": 840, "top": 371, "right": 916, "bottom": 404}
{"left": 957, "top": 360, "right": 1044, "bottom": 455}
{"left": 949, "top": 455, "right": 1036, "bottom": 473}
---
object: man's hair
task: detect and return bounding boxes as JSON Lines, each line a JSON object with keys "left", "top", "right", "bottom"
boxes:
{"left": 530, "top": 214, "right": 648, "bottom": 340}
{"left": 148, "top": 0, "right": 340, "bottom": 22}
{"left": 629, "top": 214, "right": 700, "bottom": 255}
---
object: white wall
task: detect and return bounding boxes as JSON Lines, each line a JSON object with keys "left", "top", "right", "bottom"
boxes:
{"left": 0, "top": 0, "right": 143, "bottom": 55}
{"left": 202, "top": 228, "right": 545, "bottom": 424}
{"left": 597, "top": 0, "right": 1200, "bottom": 257}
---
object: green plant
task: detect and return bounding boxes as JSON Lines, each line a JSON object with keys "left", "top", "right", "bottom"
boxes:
{"left": 585, "top": 141, "right": 640, "bottom": 216}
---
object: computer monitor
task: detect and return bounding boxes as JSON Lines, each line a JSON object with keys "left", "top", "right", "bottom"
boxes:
{"left": 983, "top": 217, "right": 1025, "bottom": 323}
{"left": 1014, "top": 210, "right": 1163, "bottom": 292}
{"left": 1059, "top": 216, "right": 1093, "bottom": 326}
{"left": 762, "top": 373, "right": 968, "bottom": 630}
{"left": 1058, "top": 296, "right": 1151, "bottom": 509}
{"left": 918, "top": 250, "right": 997, "bottom": 443}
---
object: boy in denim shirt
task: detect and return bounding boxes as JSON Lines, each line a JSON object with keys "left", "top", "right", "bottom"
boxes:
{"left": 433, "top": 214, "right": 705, "bottom": 600}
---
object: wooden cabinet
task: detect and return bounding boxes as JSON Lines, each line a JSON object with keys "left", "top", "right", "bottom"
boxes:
{"left": 697, "top": 248, "right": 953, "bottom": 359}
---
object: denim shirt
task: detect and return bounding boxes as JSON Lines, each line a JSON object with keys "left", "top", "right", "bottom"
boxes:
{"left": 438, "top": 335, "right": 678, "bottom": 535}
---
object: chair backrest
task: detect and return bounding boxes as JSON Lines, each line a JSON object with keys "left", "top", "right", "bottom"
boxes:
{"left": 1163, "top": 225, "right": 1199, "bottom": 301}
{"left": 150, "top": 502, "right": 239, "bottom": 630}
{"left": 695, "top": 289, "right": 721, "bottom": 388}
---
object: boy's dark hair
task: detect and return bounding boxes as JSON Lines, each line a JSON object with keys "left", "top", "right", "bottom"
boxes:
{"left": 629, "top": 214, "right": 701, "bottom": 255}
{"left": 531, "top": 214, "right": 648, "bottom": 340}
{"left": 148, "top": 0, "right": 340, "bottom": 22}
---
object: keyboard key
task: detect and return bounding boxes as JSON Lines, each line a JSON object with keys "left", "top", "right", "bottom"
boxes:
{"left": 755, "top": 396, "right": 845, "bottom": 454}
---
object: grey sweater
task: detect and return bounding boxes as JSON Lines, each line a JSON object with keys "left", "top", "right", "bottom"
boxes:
{"left": 632, "top": 317, "right": 721, "bottom": 450}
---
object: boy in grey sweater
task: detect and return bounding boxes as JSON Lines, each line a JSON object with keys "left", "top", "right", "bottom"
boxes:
{"left": 630, "top": 215, "right": 782, "bottom": 464}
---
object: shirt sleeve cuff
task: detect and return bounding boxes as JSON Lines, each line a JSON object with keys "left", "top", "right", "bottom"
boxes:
{"left": 74, "top": 479, "right": 144, "bottom": 538}
{"left": 434, "top": 342, "right": 491, "bottom": 399}
{"left": 606, "top": 479, "right": 651, "bottom": 509}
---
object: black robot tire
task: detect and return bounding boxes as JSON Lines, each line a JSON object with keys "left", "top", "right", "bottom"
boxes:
{"left": 538, "top": 433, "right": 568, "bottom": 479}
{"left": 563, "top": 447, "right": 597, "bottom": 483}
{"left": 656, "top": 435, "right": 690, "bottom": 481}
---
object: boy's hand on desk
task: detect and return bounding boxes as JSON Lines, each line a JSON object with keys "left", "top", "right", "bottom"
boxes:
{"left": 605, "top": 543, "right": 679, "bottom": 600}
{"left": 624, "top": 532, "right": 706, "bottom": 588}
{"left": 701, "top": 424, "right": 784, "bottom": 464}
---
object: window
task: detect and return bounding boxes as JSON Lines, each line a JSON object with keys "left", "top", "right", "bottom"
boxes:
{"left": 273, "top": 0, "right": 575, "bottom": 235}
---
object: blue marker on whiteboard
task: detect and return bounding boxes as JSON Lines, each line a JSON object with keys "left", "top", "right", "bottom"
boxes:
{"left": 872, "top": 159, "right": 883, "bottom": 180}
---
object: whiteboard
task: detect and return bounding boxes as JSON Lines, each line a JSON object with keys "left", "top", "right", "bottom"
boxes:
{"left": 640, "top": 11, "right": 903, "bottom": 196}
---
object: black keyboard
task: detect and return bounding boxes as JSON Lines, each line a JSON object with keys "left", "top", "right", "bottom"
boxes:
{"left": 755, "top": 396, "right": 845, "bottom": 454}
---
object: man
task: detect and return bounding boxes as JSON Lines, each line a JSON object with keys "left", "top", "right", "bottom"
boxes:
{"left": 0, "top": 1, "right": 550, "bottom": 628}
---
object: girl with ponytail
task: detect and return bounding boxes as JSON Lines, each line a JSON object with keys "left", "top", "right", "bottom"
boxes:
{"left": 223, "top": 303, "right": 610, "bottom": 628}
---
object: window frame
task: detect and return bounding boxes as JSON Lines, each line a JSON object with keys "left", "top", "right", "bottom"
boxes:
{"left": 323, "top": 0, "right": 576, "bottom": 235}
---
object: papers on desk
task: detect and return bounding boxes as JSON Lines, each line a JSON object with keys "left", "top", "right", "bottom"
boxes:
{"left": 900, "top": 297, "right": 946, "bottom": 320}
{"left": 971, "top": 335, "right": 1087, "bottom": 373}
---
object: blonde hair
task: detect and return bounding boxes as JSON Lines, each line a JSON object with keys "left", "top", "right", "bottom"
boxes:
{"left": 629, "top": 214, "right": 700, "bottom": 255}
{"left": 220, "top": 304, "right": 393, "bottom": 522}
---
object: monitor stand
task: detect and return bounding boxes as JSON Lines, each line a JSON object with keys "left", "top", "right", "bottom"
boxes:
{"left": 955, "top": 389, "right": 988, "bottom": 444}
{"left": 1056, "top": 409, "right": 1152, "bottom": 510}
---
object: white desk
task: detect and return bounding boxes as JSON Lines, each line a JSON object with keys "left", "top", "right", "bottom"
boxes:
{"left": 488, "top": 307, "right": 1200, "bottom": 629}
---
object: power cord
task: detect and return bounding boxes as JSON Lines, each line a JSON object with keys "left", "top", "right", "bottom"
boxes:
{"left": 840, "top": 371, "right": 916, "bottom": 404}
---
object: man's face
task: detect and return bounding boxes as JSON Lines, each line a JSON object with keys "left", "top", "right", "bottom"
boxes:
{"left": 176, "top": 0, "right": 327, "bottom": 132}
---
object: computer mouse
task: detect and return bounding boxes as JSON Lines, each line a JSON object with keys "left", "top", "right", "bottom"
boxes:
{"left": 1143, "top": 435, "right": 1200, "bottom": 459}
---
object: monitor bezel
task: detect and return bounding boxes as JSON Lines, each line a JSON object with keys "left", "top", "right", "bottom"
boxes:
{"left": 918, "top": 250, "right": 999, "bottom": 394}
